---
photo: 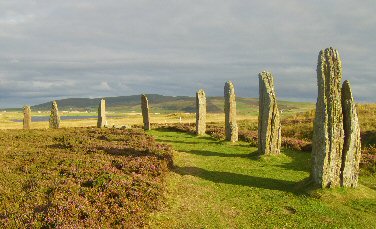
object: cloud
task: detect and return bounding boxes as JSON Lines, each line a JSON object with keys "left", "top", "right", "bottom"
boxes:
{"left": 0, "top": 0, "right": 375, "bottom": 107}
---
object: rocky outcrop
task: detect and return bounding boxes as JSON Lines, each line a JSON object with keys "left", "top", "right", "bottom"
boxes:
{"left": 341, "top": 80, "right": 361, "bottom": 187}
{"left": 196, "top": 89, "right": 206, "bottom": 135}
{"left": 141, "top": 94, "right": 151, "bottom": 130}
{"left": 23, "top": 106, "right": 31, "bottom": 129}
{"left": 49, "top": 101, "right": 60, "bottom": 129}
{"left": 224, "top": 81, "right": 238, "bottom": 142}
{"left": 258, "top": 71, "right": 281, "bottom": 155}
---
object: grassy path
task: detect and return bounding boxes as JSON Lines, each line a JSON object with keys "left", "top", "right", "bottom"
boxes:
{"left": 147, "top": 130, "right": 376, "bottom": 228}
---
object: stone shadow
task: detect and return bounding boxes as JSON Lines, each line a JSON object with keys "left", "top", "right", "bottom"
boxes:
{"left": 174, "top": 166, "right": 300, "bottom": 193}
{"left": 182, "top": 149, "right": 259, "bottom": 159}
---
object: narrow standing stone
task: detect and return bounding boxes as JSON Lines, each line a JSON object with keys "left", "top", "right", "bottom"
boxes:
{"left": 196, "top": 89, "right": 206, "bottom": 135}
{"left": 141, "top": 94, "right": 151, "bottom": 130}
{"left": 49, "top": 101, "right": 60, "bottom": 129}
{"left": 97, "top": 99, "right": 106, "bottom": 128}
{"left": 341, "top": 80, "right": 361, "bottom": 187}
{"left": 23, "top": 106, "right": 32, "bottom": 129}
{"left": 258, "top": 71, "right": 281, "bottom": 155}
{"left": 311, "top": 48, "right": 344, "bottom": 188}
{"left": 224, "top": 81, "right": 238, "bottom": 142}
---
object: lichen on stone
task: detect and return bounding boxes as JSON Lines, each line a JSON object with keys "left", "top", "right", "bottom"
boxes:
{"left": 141, "top": 94, "right": 151, "bottom": 130}
{"left": 258, "top": 71, "right": 281, "bottom": 155}
{"left": 224, "top": 81, "right": 238, "bottom": 142}
{"left": 196, "top": 89, "right": 206, "bottom": 135}
{"left": 49, "top": 101, "right": 60, "bottom": 129}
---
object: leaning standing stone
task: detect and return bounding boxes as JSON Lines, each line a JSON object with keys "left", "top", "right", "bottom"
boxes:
{"left": 224, "top": 81, "right": 238, "bottom": 142}
{"left": 311, "top": 48, "right": 344, "bottom": 188}
{"left": 196, "top": 89, "right": 206, "bottom": 135}
{"left": 23, "top": 106, "right": 32, "bottom": 129}
{"left": 258, "top": 71, "right": 281, "bottom": 155}
{"left": 341, "top": 80, "right": 361, "bottom": 188}
{"left": 49, "top": 101, "right": 60, "bottom": 129}
{"left": 97, "top": 99, "right": 106, "bottom": 128}
{"left": 141, "top": 94, "right": 151, "bottom": 130}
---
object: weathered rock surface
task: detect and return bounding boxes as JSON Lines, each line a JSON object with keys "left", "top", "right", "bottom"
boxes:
{"left": 97, "top": 99, "right": 106, "bottom": 128}
{"left": 141, "top": 94, "right": 151, "bottom": 130}
{"left": 196, "top": 89, "right": 206, "bottom": 135}
{"left": 341, "top": 80, "right": 361, "bottom": 187}
{"left": 258, "top": 71, "right": 281, "bottom": 155}
{"left": 224, "top": 81, "right": 238, "bottom": 142}
{"left": 49, "top": 101, "right": 60, "bottom": 129}
{"left": 312, "top": 48, "right": 344, "bottom": 188}
{"left": 23, "top": 106, "right": 31, "bottom": 129}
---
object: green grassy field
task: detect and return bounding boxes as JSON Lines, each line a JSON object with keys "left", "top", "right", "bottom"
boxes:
{"left": 147, "top": 130, "right": 376, "bottom": 228}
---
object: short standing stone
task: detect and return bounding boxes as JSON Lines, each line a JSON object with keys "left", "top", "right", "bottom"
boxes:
{"left": 23, "top": 106, "right": 32, "bottom": 129}
{"left": 196, "top": 89, "right": 206, "bottom": 135}
{"left": 258, "top": 71, "right": 281, "bottom": 155}
{"left": 311, "top": 48, "right": 344, "bottom": 188}
{"left": 97, "top": 99, "right": 106, "bottom": 128}
{"left": 49, "top": 101, "right": 60, "bottom": 129}
{"left": 224, "top": 81, "right": 238, "bottom": 142}
{"left": 141, "top": 94, "right": 151, "bottom": 130}
{"left": 341, "top": 80, "right": 361, "bottom": 187}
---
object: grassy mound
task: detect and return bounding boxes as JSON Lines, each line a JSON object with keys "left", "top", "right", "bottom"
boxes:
{"left": 0, "top": 128, "right": 172, "bottom": 228}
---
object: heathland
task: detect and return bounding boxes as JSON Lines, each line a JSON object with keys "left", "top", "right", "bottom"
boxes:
{"left": 0, "top": 97, "right": 375, "bottom": 228}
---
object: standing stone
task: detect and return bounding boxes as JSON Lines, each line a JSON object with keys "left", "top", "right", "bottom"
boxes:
{"left": 341, "top": 80, "right": 361, "bottom": 187}
{"left": 23, "top": 106, "right": 32, "bottom": 129}
{"left": 49, "top": 101, "right": 60, "bottom": 129}
{"left": 141, "top": 94, "right": 151, "bottom": 130}
{"left": 258, "top": 71, "right": 281, "bottom": 155}
{"left": 224, "top": 81, "right": 238, "bottom": 142}
{"left": 97, "top": 99, "right": 106, "bottom": 128}
{"left": 196, "top": 89, "right": 206, "bottom": 135}
{"left": 311, "top": 48, "right": 344, "bottom": 188}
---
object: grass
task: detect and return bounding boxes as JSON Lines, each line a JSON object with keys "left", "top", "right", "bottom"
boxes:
{"left": 0, "top": 128, "right": 172, "bottom": 228}
{"left": 147, "top": 130, "right": 376, "bottom": 228}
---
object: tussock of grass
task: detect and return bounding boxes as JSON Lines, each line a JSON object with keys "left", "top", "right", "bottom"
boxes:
{"left": 0, "top": 128, "right": 172, "bottom": 228}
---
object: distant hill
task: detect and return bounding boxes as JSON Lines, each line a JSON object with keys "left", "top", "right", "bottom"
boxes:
{"left": 31, "top": 94, "right": 314, "bottom": 114}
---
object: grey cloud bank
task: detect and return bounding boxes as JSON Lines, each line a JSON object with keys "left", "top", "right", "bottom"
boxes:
{"left": 0, "top": 0, "right": 375, "bottom": 107}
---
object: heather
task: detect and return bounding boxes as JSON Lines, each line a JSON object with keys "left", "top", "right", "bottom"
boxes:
{"left": 0, "top": 128, "right": 172, "bottom": 228}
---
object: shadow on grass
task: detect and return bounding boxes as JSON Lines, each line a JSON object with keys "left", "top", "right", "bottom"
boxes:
{"left": 277, "top": 149, "right": 311, "bottom": 173}
{"left": 174, "top": 165, "right": 300, "bottom": 193}
{"left": 183, "top": 149, "right": 259, "bottom": 159}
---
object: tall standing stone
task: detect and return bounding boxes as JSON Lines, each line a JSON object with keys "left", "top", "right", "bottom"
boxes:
{"left": 141, "top": 94, "right": 151, "bottom": 130}
{"left": 23, "top": 106, "right": 32, "bottom": 129}
{"left": 49, "top": 101, "right": 60, "bottom": 129}
{"left": 341, "top": 80, "right": 361, "bottom": 187}
{"left": 312, "top": 48, "right": 344, "bottom": 188}
{"left": 196, "top": 89, "right": 206, "bottom": 135}
{"left": 97, "top": 99, "right": 106, "bottom": 128}
{"left": 258, "top": 71, "right": 281, "bottom": 155}
{"left": 224, "top": 81, "right": 238, "bottom": 142}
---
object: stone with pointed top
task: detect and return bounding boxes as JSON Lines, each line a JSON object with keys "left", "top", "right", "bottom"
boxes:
{"left": 97, "top": 99, "right": 106, "bottom": 128}
{"left": 258, "top": 71, "right": 281, "bottom": 155}
{"left": 196, "top": 89, "right": 206, "bottom": 135}
{"left": 23, "top": 106, "right": 31, "bottom": 129}
{"left": 341, "top": 80, "right": 361, "bottom": 188}
{"left": 49, "top": 101, "right": 60, "bottom": 129}
{"left": 224, "top": 81, "right": 238, "bottom": 142}
{"left": 312, "top": 47, "right": 344, "bottom": 188}
{"left": 141, "top": 94, "right": 151, "bottom": 130}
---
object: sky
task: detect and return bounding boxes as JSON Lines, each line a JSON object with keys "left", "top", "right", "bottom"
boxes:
{"left": 0, "top": 0, "right": 375, "bottom": 107}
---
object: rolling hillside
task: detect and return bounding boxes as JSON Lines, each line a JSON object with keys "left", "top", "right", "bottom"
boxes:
{"left": 31, "top": 94, "right": 313, "bottom": 115}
